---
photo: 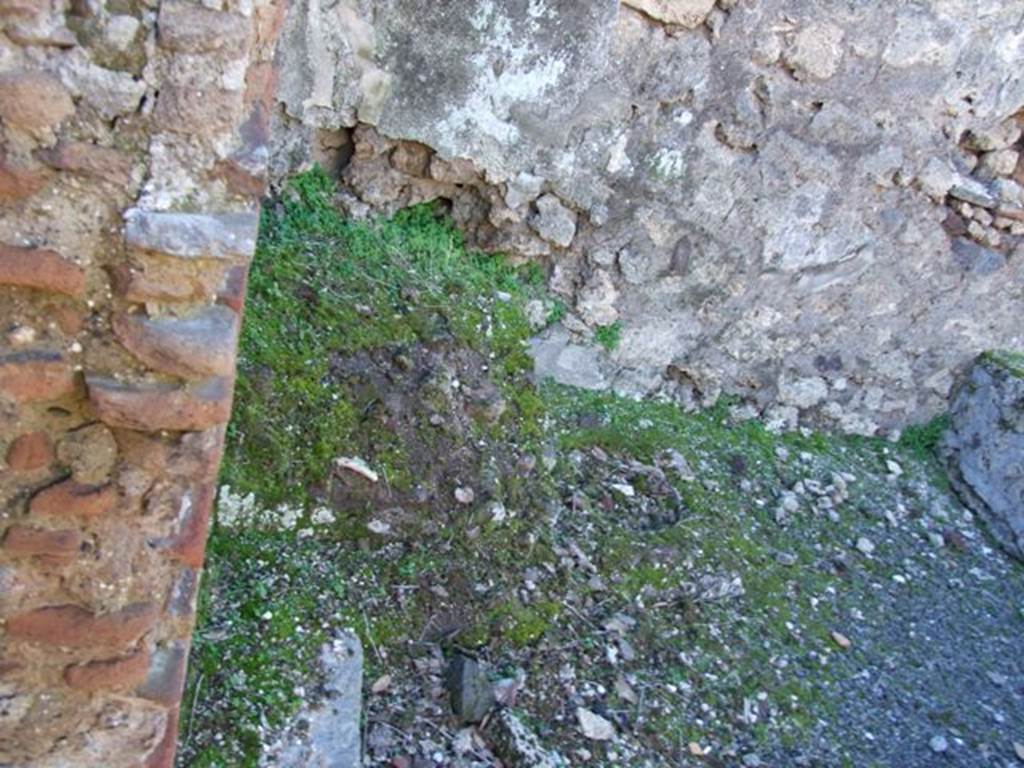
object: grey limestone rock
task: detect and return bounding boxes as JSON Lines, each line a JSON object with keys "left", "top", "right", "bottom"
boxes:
{"left": 943, "top": 352, "right": 1024, "bottom": 562}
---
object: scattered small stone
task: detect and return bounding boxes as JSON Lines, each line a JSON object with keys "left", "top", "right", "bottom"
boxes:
{"left": 781, "top": 492, "right": 800, "bottom": 513}
{"left": 986, "top": 671, "right": 1008, "bottom": 686}
{"left": 742, "top": 755, "right": 763, "bottom": 767}
{"left": 927, "top": 532, "right": 946, "bottom": 548}
{"left": 855, "top": 536, "right": 876, "bottom": 555}
{"left": 943, "top": 529, "right": 970, "bottom": 552}
{"left": 367, "top": 519, "right": 391, "bottom": 535}
{"left": 776, "top": 551, "right": 798, "bottom": 566}
{"left": 830, "top": 630, "right": 852, "bottom": 649}
{"left": 452, "top": 727, "right": 475, "bottom": 755}
{"left": 609, "top": 482, "right": 636, "bottom": 498}
{"left": 490, "top": 710, "right": 565, "bottom": 768}
{"left": 929, "top": 734, "right": 949, "bottom": 753}
{"left": 576, "top": 707, "right": 615, "bottom": 741}
{"left": 661, "top": 448, "right": 696, "bottom": 481}
{"left": 335, "top": 456, "right": 379, "bottom": 483}
{"left": 885, "top": 459, "right": 903, "bottom": 476}
{"left": 615, "top": 675, "right": 638, "bottom": 705}
{"left": 446, "top": 655, "right": 495, "bottom": 724}
{"left": 688, "top": 742, "right": 705, "bottom": 756}
{"left": 1013, "top": 742, "right": 1024, "bottom": 760}
{"left": 493, "top": 671, "right": 525, "bottom": 707}
{"left": 454, "top": 486, "right": 476, "bottom": 505}
{"left": 603, "top": 613, "right": 636, "bottom": 634}
{"left": 371, "top": 674, "right": 392, "bottom": 694}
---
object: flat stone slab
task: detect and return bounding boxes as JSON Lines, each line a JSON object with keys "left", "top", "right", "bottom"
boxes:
{"left": 529, "top": 327, "right": 609, "bottom": 391}
{"left": 124, "top": 209, "right": 259, "bottom": 260}
{"left": 261, "top": 632, "right": 363, "bottom": 768}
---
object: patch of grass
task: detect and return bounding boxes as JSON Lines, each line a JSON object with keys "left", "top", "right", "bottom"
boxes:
{"left": 593, "top": 320, "right": 622, "bottom": 352}
{"left": 491, "top": 599, "right": 561, "bottom": 647}
{"left": 546, "top": 298, "right": 568, "bottom": 326}
{"left": 180, "top": 530, "right": 329, "bottom": 767}
{"left": 897, "top": 413, "right": 950, "bottom": 461}
{"left": 222, "top": 167, "right": 545, "bottom": 509}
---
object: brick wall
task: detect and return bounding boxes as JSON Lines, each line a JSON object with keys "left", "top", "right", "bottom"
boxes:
{"left": 0, "top": 0, "right": 284, "bottom": 763}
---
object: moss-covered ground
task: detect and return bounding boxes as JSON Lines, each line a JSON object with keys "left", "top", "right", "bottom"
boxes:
{"left": 178, "top": 171, "right": 1024, "bottom": 768}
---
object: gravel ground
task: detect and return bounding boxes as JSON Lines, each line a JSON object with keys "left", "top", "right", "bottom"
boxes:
{"left": 811, "top": 508, "right": 1024, "bottom": 768}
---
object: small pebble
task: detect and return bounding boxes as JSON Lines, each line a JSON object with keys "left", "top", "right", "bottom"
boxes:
{"left": 855, "top": 537, "right": 876, "bottom": 555}
{"left": 830, "top": 630, "right": 852, "bottom": 650}
{"left": 929, "top": 734, "right": 948, "bottom": 753}
{"left": 776, "top": 552, "right": 798, "bottom": 567}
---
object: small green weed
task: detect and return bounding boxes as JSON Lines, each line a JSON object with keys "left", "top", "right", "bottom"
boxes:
{"left": 594, "top": 321, "right": 622, "bottom": 352}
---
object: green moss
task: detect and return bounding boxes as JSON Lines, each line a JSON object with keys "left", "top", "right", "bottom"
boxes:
{"left": 492, "top": 599, "right": 561, "bottom": 647}
{"left": 897, "top": 414, "right": 950, "bottom": 460}
{"left": 222, "top": 167, "right": 546, "bottom": 509}
{"left": 180, "top": 531, "right": 329, "bottom": 768}
{"left": 981, "top": 348, "right": 1024, "bottom": 378}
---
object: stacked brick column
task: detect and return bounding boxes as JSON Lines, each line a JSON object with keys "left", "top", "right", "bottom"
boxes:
{"left": 0, "top": 0, "right": 284, "bottom": 763}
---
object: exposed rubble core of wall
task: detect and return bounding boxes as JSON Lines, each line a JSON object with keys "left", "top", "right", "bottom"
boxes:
{"left": 274, "top": 0, "right": 1024, "bottom": 435}
{"left": 0, "top": 0, "right": 282, "bottom": 763}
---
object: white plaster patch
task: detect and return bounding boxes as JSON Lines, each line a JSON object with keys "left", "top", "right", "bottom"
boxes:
{"left": 649, "top": 148, "right": 685, "bottom": 180}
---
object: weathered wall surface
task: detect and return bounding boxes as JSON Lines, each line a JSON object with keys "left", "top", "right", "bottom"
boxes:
{"left": 275, "top": 0, "right": 1024, "bottom": 435}
{"left": 0, "top": 0, "right": 282, "bottom": 763}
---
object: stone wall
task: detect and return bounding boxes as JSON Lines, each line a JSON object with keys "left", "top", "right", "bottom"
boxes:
{"left": 0, "top": 0, "right": 282, "bottom": 763}
{"left": 274, "top": 0, "right": 1024, "bottom": 435}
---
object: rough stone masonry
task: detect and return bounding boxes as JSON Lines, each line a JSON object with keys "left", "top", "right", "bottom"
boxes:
{"left": 275, "top": 0, "right": 1024, "bottom": 436}
{"left": 2, "top": 0, "right": 1023, "bottom": 766}
{"left": 0, "top": 0, "right": 284, "bottom": 763}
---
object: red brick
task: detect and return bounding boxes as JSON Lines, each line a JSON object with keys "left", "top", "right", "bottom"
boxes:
{"left": 0, "top": 155, "right": 49, "bottom": 202}
{"left": 112, "top": 306, "right": 239, "bottom": 379}
{"left": 151, "top": 483, "right": 214, "bottom": 567}
{"left": 0, "top": 244, "right": 85, "bottom": 297}
{"left": 0, "top": 70, "right": 74, "bottom": 138}
{"left": 6, "top": 602, "right": 159, "bottom": 648}
{"left": 86, "top": 375, "right": 234, "bottom": 432}
{"left": 6, "top": 431, "right": 54, "bottom": 470}
{"left": 0, "top": 350, "right": 77, "bottom": 402}
{"left": 213, "top": 157, "right": 266, "bottom": 198}
{"left": 216, "top": 264, "right": 249, "bottom": 313}
{"left": 144, "top": 705, "right": 179, "bottom": 768}
{"left": 29, "top": 479, "right": 116, "bottom": 518}
{"left": 2, "top": 524, "right": 81, "bottom": 560}
{"left": 64, "top": 648, "right": 150, "bottom": 691}
{"left": 36, "top": 141, "right": 135, "bottom": 186}
{"left": 244, "top": 62, "right": 278, "bottom": 112}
